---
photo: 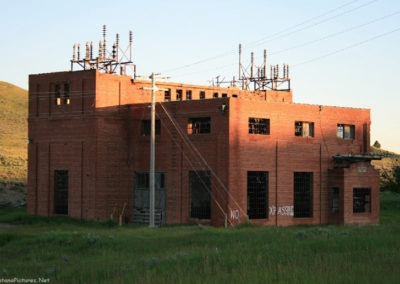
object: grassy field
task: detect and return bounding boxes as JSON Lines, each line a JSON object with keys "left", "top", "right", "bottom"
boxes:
{"left": 0, "top": 192, "right": 399, "bottom": 283}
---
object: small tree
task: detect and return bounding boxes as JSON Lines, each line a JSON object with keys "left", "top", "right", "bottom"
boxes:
{"left": 373, "top": 140, "right": 381, "bottom": 149}
{"left": 381, "top": 165, "right": 400, "bottom": 193}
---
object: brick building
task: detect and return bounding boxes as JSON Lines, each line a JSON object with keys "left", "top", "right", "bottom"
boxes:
{"left": 27, "top": 69, "right": 380, "bottom": 226}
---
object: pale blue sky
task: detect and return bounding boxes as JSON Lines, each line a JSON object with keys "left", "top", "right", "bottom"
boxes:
{"left": 1, "top": 0, "right": 399, "bottom": 152}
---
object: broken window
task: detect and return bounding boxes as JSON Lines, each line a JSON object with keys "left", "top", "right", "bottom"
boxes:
{"left": 164, "top": 89, "right": 171, "bottom": 101}
{"left": 199, "top": 91, "right": 206, "bottom": 99}
{"left": 63, "top": 83, "right": 70, "bottom": 105}
{"left": 141, "top": 120, "right": 161, "bottom": 136}
{"left": 187, "top": 117, "right": 211, "bottom": 134}
{"left": 332, "top": 187, "right": 339, "bottom": 213}
{"left": 186, "top": 90, "right": 192, "bottom": 100}
{"left": 54, "top": 170, "right": 68, "bottom": 215}
{"left": 55, "top": 84, "right": 61, "bottom": 105}
{"left": 337, "top": 124, "right": 355, "bottom": 140}
{"left": 247, "top": 171, "right": 268, "bottom": 219}
{"left": 249, "top": 117, "right": 270, "bottom": 135}
{"left": 213, "top": 92, "right": 218, "bottom": 98}
{"left": 190, "top": 171, "right": 211, "bottom": 219}
{"left": 295, "top": 121, "right": 314, "bottom": 137}
{"left": 353, "top": 188, "right": 371, "bottom": 213}
{"left": 176, "top": 89, "right": 183, "bottom": 101}
{"left": 294, "top": 172, "right": 313, "bottom": 218}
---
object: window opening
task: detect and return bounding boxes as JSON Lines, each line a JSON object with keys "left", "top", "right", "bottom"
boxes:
{"left": 54, "top": 170, "right": 68, "bottom": 215}
{"left": 332, "top": 187, "right": 339, "bottom": 213}
{"left": 186, "top": 90, "right": 192, "bottom": 100}
{"left": 64, "top": 83, "right": 70, "bottom": 105}
{"left": 164, "top": 89, "right": 171, "bottom": 101}
{"left": 55, "top": 84, "right": 61, "bottom": 105}
{"left": 141, "top": 120, "right": 161, "bottom": 136}
{"left": 294, "top": 172, "right": 313, "bottom": 217}
{"left": 213, "top": 92, "right": 218, "bottom": 98}
{"left": 337, "top": 124, "right": 355, "bottom": 139}
{"left": 187, "top": 117, "right": 211, "bottom": 134}
{"left": 249, "top": 117, "right": 270, "bottom": 135}
{"left": 222, "top": 93, "right": 228, "bottom": 98}
{"left": 353, "top": 188, "right": 371, "bottom": 213}
{"left": 176, "top": 89, "right": 183, "bottom": 101}
{"left": 199, "top": 91, "right": 206, "bottom": 99}
{"left": 190, "top": 171, "right": 211, "bottom": 219}
{"left": 295, "top": 121, "right": 314, "bottom": 137}
{"left": 247, "top": 171, "right": 268, "bottom": 219}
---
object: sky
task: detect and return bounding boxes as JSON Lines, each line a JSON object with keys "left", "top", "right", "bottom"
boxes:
{"left": 1, "top": 0, "right": 399, "bottom": 153}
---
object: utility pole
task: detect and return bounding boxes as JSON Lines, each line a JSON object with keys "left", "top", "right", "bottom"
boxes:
{"left": 142, "top": 72, "right": 168, "bottom": 227}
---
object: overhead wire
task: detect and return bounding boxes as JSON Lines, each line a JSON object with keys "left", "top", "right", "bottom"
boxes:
{"left": 162, "top": 0, "right": 378, "bottom": 75}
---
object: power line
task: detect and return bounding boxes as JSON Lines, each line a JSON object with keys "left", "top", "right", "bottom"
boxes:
{"left": 162, "top": 0, "right": 373, "bottom": 74}
{"left": 293, "top": 26, "right": 400, "bottom": 67}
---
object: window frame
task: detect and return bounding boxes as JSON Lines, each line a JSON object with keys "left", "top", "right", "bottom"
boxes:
{"left": 248, "top": 117, "right": 270, "bottom": 135}
{"left": 187, "top": 117, "right": 211, "bottom": 135}
{"left": 295, "top": 121, "right": 314, "bottom": 137}
{"left": 141, "top": 119, "right": 161, "bottom": 136}
{"left": 353, "top": 188, "right": 371, "bottom": 213}
{"left": 247, "top": 171, "right": 268, "bottom": 219}
{"left": 337, "top": 124, "right": 355, "bottom": 140}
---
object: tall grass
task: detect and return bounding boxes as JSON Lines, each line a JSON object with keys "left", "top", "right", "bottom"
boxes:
{"left": 1, "top": 193, "right": 400, "bottom": 283}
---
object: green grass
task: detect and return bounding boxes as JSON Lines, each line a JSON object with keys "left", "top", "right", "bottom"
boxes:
{"left": 1, "top": 193, "right": 400, "bottom": 283}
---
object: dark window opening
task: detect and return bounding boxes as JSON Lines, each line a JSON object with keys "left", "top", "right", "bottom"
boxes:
{"left": 332, "top": 187, "right": 339, "bottom": 213}
{"left": 337, "top": 124, "right": 355, "bottom": 140}
{"left": 295, "top": 121, "right": 314, "bottom": 137}
{"left": 232, "top": 94, "right": 238, "bottom": 98}
{"left": 136, "top": 172, "right": 165, "bottom": 191}
{"left": 190, "top": 171, "right": 211, "bottom": 219}
{"left": 55, "top": 84, "right": 61, "bottom": 105}
{"left": 176, "top": 89, "right": 183, "bottom": 101}
{"left": 164, "top": 89, "right": 171, "bottom": 101}
{"left": 249, "top": 117, "right": 270, "bottom": 135}
{"left": 213, "top": 92, "right": 218, "bottom": 98}
{"left": 294, "top": 172, "right": 313, "bottom": 218}
{"left": 141, "top": 120, "right": 161, "bottom": 136}
{"left": 63, "top": 83, "right": 70, "bottom": 105}
{"left": 247, "top": 171, "right": 268, "bottom": 219}
{"left": 353, "top": 188, "right": 371, "bottom": 213}
{"left": 199, "top": 91, "right": 206, "bottom": 99}
{"left": 188, "top": 117, "right": 211, "bottom": 134}
{"left": 54, "top": 170, "right": 68, "bottom": 215}
{"left": 222, "top": 93, "right": 228, "bottom": 98}
{"left": 186, "top": 90, "right": 192, "bottom": 100}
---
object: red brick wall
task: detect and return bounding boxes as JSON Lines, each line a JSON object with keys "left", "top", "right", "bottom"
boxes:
{"left": 28, "top": 70, "right": 379, "bottom": 226}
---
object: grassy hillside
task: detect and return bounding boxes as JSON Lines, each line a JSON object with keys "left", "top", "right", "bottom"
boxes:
{"left": 0, "top": 81, "right": 27, "bottom": 184}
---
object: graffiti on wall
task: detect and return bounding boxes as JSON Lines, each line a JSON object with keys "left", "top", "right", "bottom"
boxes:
{"left": 269, "top": 205, "right": 294, "bottom": 216}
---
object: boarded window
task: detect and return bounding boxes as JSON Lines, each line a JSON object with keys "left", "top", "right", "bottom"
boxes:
{"left": 337, "top": 124, "right": 355, "bottom": 139}
{"left": 247, "top": 171, "right": 268, "bottom": 219}
{"left": 199, "top": 91, "right": 206, "bottom": 99}
{"left": 187, "top": 117, "right": 211, "bottom": 134}
{"left": 295, "top": 121, "right": 314, "bottom": 137}
{"left": 353, "top": 188, "right": 371, "bottom": 213}
{"left": 190, "top": 171, "right": 211, "bottom": 219}
{"left": 54, "top": 170, "right": 68, "bottom": 215}
{"left": 249, "top": 117, "right": 270, "bottom": 135}
{"left": 294, "top": 172, "right": 313, "bottom": 218}
{"left": 141, "top": 120, "right": 161, "bottom": 136}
